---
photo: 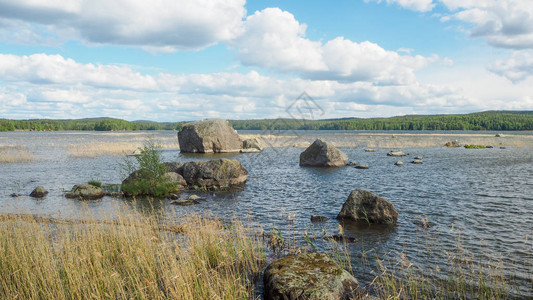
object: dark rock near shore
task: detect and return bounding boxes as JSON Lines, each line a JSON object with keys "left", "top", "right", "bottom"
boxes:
{"left": 177, "top": 119, "right": 243, "bottom": 153}
{"left": 263, "top": 252, "right": 359, "bottom": 300}
{"left": 65, "top": 184, "right": 104, "bottom": 200}
{"left": 30, "top": 186, "right": 48, "bottom": 198}
{"left": 444, "top": 140, "right": 461, "bottom": 147}
{"left": 311, "top": 215, "right": 329, "bottom": 222}
{"left": 300, "top": 139, "right": 348, "bottom": 167}
{"left": 337, "top": 189, "right": 398, "bottom": 225}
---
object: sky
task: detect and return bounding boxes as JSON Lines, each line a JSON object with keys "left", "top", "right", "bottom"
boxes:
{"left": 0, "top": 0, "right": 532, "bottom": 122}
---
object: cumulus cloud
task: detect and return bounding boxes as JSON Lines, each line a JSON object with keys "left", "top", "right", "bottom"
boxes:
{"left": 440, "top": 0, "right": 533, "bottom": 49}
{"left": 488, "top": 51, "right": 533, "bottom": 82}
{"left": 365, "top": 0, "right": 435, "bottom": 12}
{"left": 0, "top": 0, "right": 246, "bottom": 51}
{"left": 232, "top": 8, "right": 437, "bottom": 85}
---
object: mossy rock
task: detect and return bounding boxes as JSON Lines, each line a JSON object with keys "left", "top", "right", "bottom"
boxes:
{"left": 30, "top": 186, "right": 48, "bottom": 198}
{"left": 337, "top": 189, "right": 398, "bottom": 225}
{"left": 65, "top": 184, "right": 104, "bottom": 200}
{"left": 263, "top": 252, "right": 359, "bottom": 300}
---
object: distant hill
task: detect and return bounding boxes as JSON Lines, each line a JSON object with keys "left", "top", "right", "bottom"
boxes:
{"left": 1, "top": 110, "right": 532, "bottom": 132}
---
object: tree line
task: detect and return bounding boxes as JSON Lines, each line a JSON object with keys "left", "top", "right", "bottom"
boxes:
{"left": 1, "top": 111, "right": 531, "bottom": 132}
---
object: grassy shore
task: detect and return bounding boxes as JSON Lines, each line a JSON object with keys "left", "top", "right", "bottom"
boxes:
{"left": 0, "top": 208, "right": 265, "bottom": 299}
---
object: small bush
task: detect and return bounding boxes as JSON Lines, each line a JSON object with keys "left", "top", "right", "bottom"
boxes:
{"left": 120, "top": 141, "right": 178, "bottom": 197}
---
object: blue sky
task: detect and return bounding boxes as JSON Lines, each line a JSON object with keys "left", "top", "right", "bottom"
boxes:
{"left": 0, "top": 0, "right": 532, "bottom": 121}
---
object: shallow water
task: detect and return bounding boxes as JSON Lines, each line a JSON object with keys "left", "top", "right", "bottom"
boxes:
{"left": 1, "top": 130, "right": 532, "bottom": 296}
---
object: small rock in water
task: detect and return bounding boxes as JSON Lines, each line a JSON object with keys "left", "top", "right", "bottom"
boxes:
{"left": 328, "top": 235, "right": 356, "bottom": 243}
{"left": 387, "top": 150, "right": 406, "bottom": 157}
{"left": 495, "top": 134, "right": 504, "bottom": 137}
{"left": 411, "top": 159, "right": 423, "bottom": 164}
{"left": 365, "top": 148, "right": 376, "bottom": 152}
{"left": 414, "top": 156, "right": 422, "bottom": 160}
{"left": 30, "top": 186, "right": 48, "bottom": 198}
{"left": 395, "top": 161, "right": 404, "bottom": 166}
{"left": 10, "top": 193, "right": 19, "bottom": 198}
{"left": 500, "top": 146, "right": 506, "bottom": 149}
{"left": 170, "top": 198, "right": 200, "bottom": 206}
{"left": 354, "top": 164, "right": 369, "bottom": 169}
{"left": 485, "top": 145, "right": 494, "bottom": 148}
{"left": 412, "top": 219, "right": 434, "bottom": 229}
{"left": 169, "top": 193, "right": 179, "bottom": 200}
{"left": 310, "top": 215, "right": 329, "bottom": 223}
{"left": 347, "top": 161, "right": 357, "bottom": 166}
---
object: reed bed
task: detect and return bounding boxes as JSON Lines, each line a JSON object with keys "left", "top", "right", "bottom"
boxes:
{"left": 68, "top": 141, "right": 180, "bottom": 158}
{"left": 0, "top": 209, "right": 265, "bottom": 300}
{"left": 0, "top": 146, "right": 34, "bottom": 163}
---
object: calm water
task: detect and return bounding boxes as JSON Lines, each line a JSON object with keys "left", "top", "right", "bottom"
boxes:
{"left": 1, "top": 130, "right": 532, "bottom": 296}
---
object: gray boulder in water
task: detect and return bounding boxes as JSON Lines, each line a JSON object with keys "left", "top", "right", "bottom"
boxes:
{"left": 299, "top": 139, "right": 348, "bottom": 167}
{"left": 30, "top": 186, "right": 48, "bottom": 198}
{"left": 241, "top": 137, "right": 264, "bottom": 152}
{"left": 263, "top": 252, "right": 359, "bottom": 300}
{"left": 387, "top": 150, "right": 406, "bottom": 157}
{"left": 181, "top": 159, "right": 248, "bottom": 187}
{"left": 177, "top": 119, "right": 243, "bottom": 153}
{"left": 337, "top": 189, "right": 398, "bottom": 225}
{"left": 65, "top": 184, "right": 104, "bottom": 200}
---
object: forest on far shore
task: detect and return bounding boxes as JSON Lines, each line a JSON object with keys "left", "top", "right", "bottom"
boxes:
{"left": 1, "top": 111, "right": 532, "bottom": 132}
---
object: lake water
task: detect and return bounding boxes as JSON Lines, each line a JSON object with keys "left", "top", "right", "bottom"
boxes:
{"left": 1, "top": 130, "right": 532, "bottom": 297}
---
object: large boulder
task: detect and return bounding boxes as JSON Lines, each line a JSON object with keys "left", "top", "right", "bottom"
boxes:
{"left": 263, "top": 252, "right": 359, "bottom": 300}
{"left": 337, "top": 189, "right": 398, "bottom": 225}
{"left": 177, "top": 119, "right": 243, "bottom": 153}
{"left": 300, "top": 139, "right": 348, "bottom": 167}
{"left": 182, "top": 159, "right": 248, "bottom": 187}
{"left": 241, "top": 137, "right": 264, "bottom": 153}
{"left": 65, "top": 184, "right": 104, "bottom": 200}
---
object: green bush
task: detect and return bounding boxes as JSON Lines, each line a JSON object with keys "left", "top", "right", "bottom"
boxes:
{"left": 87, "top": 180, "right": 102, "bottom": 187}
{"left": 120, "top": 141, "right": 179, "bottom": 197}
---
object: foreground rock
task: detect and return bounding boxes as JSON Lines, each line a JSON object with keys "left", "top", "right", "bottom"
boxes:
{"left": 177, "top": 119, "right": 243, "bottom": 153}
{"left": 263, "top": 252, "right": 359, "bottom": 300}
{"left": 387, "top": 150, "right": 406, "bottom": 157}
{"left": 337, "top": 189, "right": 398, "bottom": 225}
{"left": 65, "top": 184, "right": 104, "bottom": 199}
{"left": 300, "top": 139, "right": 348, "bottom": 167}
{"left": 30, "top": 186, "right": 48, "bottom": 198}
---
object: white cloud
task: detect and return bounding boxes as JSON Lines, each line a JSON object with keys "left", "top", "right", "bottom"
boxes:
{"left": 232, "top": 8, "right": 437, "bottom": 85}
{"left": 0, "top": 0, "right": 246, "bottom": 51}
{"left": 440, "top": 0, "right": 533, "bottom": 49}
{"left": 365, "top": 0, "right": 435, "bottom": 12}
{"left": 488, "top": 51, "right": 533, "bottom": 82}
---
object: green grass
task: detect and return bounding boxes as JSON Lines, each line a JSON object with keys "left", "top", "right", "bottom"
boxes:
{"left": 87, "top": 180, "right": 102, "bottom": 187}
{"left": 0, "top": 208, "right": 265, "bottom": 299}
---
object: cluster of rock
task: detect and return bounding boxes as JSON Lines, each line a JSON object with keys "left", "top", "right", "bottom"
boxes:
{"left": 177, "top": 119, "right": 263, "bottom": 153}
{"left": 123, "top": 159, "right": 248, "bottom": 190}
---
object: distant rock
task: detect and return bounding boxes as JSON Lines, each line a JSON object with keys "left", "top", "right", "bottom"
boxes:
{"left": 177, "top": 119, "right": 243, "bottom": 153}
{"left": 394, "top": 161, "right": 404, "bottom": 166}
{"left": 444, "top": 140, "right": 461, "bottom": 147}
{"left": 10, "top": 193, "right": 19, "bottom": 198}
{"left": 347, "top": 161, "right": 357, "bottom": 166}
{"left": 495, "top": 134, "right": 504, "bottom": 137}
{"left": 30, "top": 186, "right": 48, "bottom": 198}
{"left": 241, "top": 137, "right": 264, "bottom": 152}
{"left": 354, "top": 164, "right": 369, "bottom": 169}
{"left": 411, "top": 159, "right": 423, "bottom": 164}
{"left": 364, "top": 149, "right": 376, "bottom": 152}
{"left": 414, "top": 156, "right": 422, "bottom": 160}
{"left": 337, "top": 189, "right": 398, "bottom": 225}
{"left": 300, "top": 139, "right": 348, "bottom": 167}
{"left": 310, "top": 215, "right": 329, "bottom": 223}
{"left": 65, "top": 184, "right": 104, "bottom": 200}
{"left": 263, "top": 252, "right": 359, "bottom": 300}
{"left": 387, "top": 150, "right": 406, "bottom": 157}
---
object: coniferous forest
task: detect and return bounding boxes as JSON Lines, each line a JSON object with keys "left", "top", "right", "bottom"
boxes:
{"left": 0, "top": 111, "right": 531, "bottom": 132}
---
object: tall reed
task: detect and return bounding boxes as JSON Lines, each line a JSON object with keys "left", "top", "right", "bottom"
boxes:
{"left": 0, "top": 208, "right": 265, "bottom": 299}
{"left": 0, "top": 146, "right": 34, "bottom": 163}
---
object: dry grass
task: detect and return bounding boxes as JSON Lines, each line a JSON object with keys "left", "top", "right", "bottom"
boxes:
{"left": 0, "top": 209, "right": 265, "bottom": 299}
{"left": 0, "top": 146, "right": 34, "bottom": 163}
{"left": 68, "top": 140, "right": 180, "bottom": 158}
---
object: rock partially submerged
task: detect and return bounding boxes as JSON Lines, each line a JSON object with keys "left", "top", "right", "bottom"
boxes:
{"left": 263, "top": 252, "right": 359, "bottom": 300}
{"left": 177, "top": 119, "right": 243, "bottom": 153}
{"left": 387, "top": 150, "right": 406, "bottom": 157}
{"left": 65, "top": 184, "right": 104, "bottom": 200}
{"left": 337, "top": 189, "right": 398, "bottom": 225}
{"left": 444, "top": 140, "right": 461, "bottom": 147}
{"left": 311, "top": 215, "right": 329, "bottom": 223}
{"left": 300, "top": 139, "right": 348, "bottom": 167}
{"left": 364, "top": 148, "right": 376, "bottom": 152}
{"left": 411, "top": 159, "right": 423, "bottom": 164}
{"left": 394, "top": 161, "right": 404, "bottom": 166}
{"left": 354, "top": 164, "right": 369, "bottom": 169}
{"left": 241, "top": 137, "right": 264, "bottom": 153}
{"left": 30, "top": 186, "right": 48, "bottom": 198}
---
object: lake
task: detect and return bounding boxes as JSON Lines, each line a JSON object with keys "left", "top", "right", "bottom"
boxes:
{"left": 1, "top": 130, "right": 532, "bottom": 297}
